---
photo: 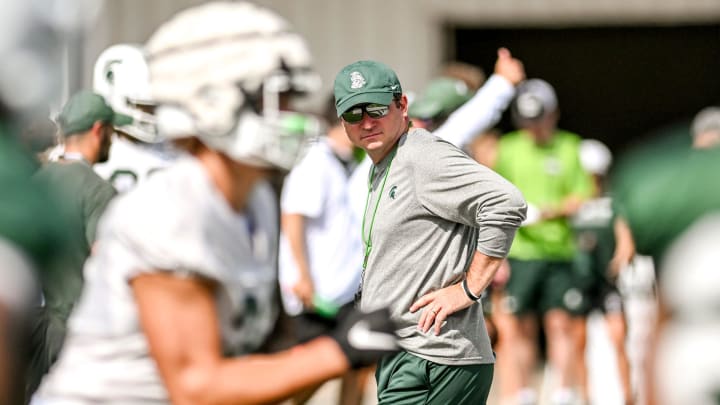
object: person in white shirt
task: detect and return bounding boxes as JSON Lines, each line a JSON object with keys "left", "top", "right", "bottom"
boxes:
{"left": 279, "top": 98, "right": 368, "bottom": 405}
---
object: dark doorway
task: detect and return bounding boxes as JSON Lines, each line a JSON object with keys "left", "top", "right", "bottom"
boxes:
{"left": 449, "top": 24, "right": 720, "bottom": 154}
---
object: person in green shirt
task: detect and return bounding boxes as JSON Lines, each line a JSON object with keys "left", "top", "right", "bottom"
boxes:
{"left": 28, "top": 91, "right": 124, "bottom": 395}
{"left": 491, "top": 79, "right": 594, "bottom": 405}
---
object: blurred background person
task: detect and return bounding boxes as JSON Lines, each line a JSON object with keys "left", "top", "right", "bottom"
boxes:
{"left": 91, "top": 43, "right": 177, "bottom": 193}
{"left": 571, "top": 139, "right": 634, "bottom": 405}
{"left": 491, "top": 78, "right": 594, "bottom": 405}
{"left": 28, "top": 90, "right": 122, "bottom": 395}
{"left": 278, "top": 95, "right": 370, "bottom": 405}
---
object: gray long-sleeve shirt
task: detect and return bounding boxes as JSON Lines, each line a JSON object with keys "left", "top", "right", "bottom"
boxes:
{"left": 359, "top": 128, "right": 526, "bottom": 365}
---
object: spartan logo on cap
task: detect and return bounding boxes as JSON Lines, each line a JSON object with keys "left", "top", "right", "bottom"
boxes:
{"left": 350, "top": 71, "right": 366, "bottom": 89}
{"left": 516, "top": 93, "right": 543, "bottom": 119}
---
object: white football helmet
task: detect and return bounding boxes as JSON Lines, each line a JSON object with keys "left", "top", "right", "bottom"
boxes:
{"left": 146, "top": 1, "right": 322, "bottom": 171}
{"left": 93, "top": 44, "right": 161, "bottom": 143}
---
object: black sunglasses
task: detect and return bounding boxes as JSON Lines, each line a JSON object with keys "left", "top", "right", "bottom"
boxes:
{"left": 341, "top": 103, "right": 390, "bottom": 124}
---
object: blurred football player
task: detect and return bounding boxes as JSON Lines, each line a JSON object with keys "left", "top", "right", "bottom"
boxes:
{"left": 31, "top": 3, "right": 397, "bottom": 405}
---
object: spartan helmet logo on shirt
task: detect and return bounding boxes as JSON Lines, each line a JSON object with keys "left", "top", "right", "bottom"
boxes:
{"left": 350, "top": 71, "right": 366, "bottom": 89}
{"left": 389, "top": 185, "right": 398, "bottom": 199}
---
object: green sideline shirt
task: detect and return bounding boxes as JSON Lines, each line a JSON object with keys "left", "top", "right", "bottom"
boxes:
{"left": 495, "top": 130, "right": 593, "bottom": 261}
{"left": 33, "top": 161, "right": 116, "bottom": 318}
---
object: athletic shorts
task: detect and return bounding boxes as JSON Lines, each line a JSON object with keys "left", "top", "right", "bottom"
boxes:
{"left": 376, "top": 351, "right": 494, "bottom": 405}
{"left": 574, "top": 281, "right": 624, "bottom": 316}
{"left": 500, "top": 259, "right": 583, "bottom": 315}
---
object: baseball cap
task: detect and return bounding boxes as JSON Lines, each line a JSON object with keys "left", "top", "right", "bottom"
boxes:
{"left": 58, "top": 90, "right": 132, "bottom": 136}
{"left": 408, "top": 77, "right": 473, "bottom": 120}
{"left": 513, "top": 78, "right": 558, "bottom": 121}
{"left": 334, "top": 60, "right": 402, "bottom": 116}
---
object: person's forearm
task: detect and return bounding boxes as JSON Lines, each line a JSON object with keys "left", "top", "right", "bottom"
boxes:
{"left": 281, "top": 213, "right": 313, "bottom": 280}
{"left": 463, "top": 251, "right": 504, "bottom": 298}
{"left": 608, "top": 216, "right": 636, "bottom": 277}
{"left": 192, "top": 337, "right": 347, "bottom": 405}
{"left": 542, "top": 195, "right": 585, "bottom": 220}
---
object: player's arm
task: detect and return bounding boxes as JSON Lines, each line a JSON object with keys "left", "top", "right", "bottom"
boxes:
{"left": 281, "top": 212, "right": 315, "bottom": 308}
{"left": 132, "top": 271, "right": 354, "bottom": 405}
{"left": 539, "top": 194, "right": 586, "bottom": 220}
{"left": 433, "top": 48, "right": 524, "bottom": 148}
{"left": 609, "top": 215, "right": 636, "bottom": 277}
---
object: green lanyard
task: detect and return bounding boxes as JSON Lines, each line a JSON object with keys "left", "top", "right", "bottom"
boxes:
{"left": 361, "top": 150, "right": 396, "bottom": 270}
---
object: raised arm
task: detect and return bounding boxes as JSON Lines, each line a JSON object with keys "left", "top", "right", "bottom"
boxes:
{"left": 433, "top": 48, "right": 525, "bottom": 148}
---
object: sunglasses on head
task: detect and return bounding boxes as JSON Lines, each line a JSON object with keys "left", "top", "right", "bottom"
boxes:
{"left": 341, "top": 103, "right": 390, "bottom": 124}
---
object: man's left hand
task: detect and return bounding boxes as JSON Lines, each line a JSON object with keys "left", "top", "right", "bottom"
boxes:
{"left": 409, "top": 283, "right": 474, "bottom": 336}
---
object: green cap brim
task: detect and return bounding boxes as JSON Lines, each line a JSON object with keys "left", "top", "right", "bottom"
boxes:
{"left": 336, "top": 92, "right": 394, "bottom": 116}
{"left": 112, "top": 113, "right": 133, "bottom": 127}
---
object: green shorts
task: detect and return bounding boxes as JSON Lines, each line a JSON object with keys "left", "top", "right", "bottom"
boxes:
{"left": 501, "top": 259, "right": 584, "bottom": 315}
{"left": 375, "top": 351, "right": 494, "bottom": 405}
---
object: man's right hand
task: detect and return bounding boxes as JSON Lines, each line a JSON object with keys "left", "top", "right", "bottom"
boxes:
{"left": 494, "top": 47, "right": 525, "bottom": 86}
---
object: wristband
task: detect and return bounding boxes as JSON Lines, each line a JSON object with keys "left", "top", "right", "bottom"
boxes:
{"left": 462, "top": 278, "right": 482, "bottom": 302}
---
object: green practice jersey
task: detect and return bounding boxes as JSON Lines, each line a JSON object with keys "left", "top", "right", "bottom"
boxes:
{"left": 495, "top": 129, "right": 593, "bottom": 260}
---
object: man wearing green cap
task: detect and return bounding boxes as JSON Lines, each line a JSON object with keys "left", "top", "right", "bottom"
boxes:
{"left": 28, "top": 90, "right": 123, "bottom": 391}
{"left": 334, "top": 60, "right": 527, "bottom": 404}
{"left": 409, "top": 76, "right": 474, "bottom": 130}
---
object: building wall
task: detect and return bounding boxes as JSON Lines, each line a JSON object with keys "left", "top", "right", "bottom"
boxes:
{"left": 79, "top": 0, "right": 720, "bottom": 107}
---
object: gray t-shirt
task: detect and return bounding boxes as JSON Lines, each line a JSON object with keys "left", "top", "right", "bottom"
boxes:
{"left": 359, "top": 128, "right": 526, "bottom": 365}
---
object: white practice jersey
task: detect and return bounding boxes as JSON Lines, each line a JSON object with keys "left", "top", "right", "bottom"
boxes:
{"left": 94, "top": 136, "right": 177, "bottom": 193}
{"left": 35, "top": 157, "right": 279, "bottom": 404}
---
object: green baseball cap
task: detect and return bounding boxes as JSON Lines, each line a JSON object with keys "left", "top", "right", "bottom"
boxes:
{"left": 58, "top": 90, "right": 132, "bottom": 136}
{"left": 408, "top": 77, "right": 473, "bottom": 120}
{"left": 334, "top": 60, "right": 402, "bottom": 116}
